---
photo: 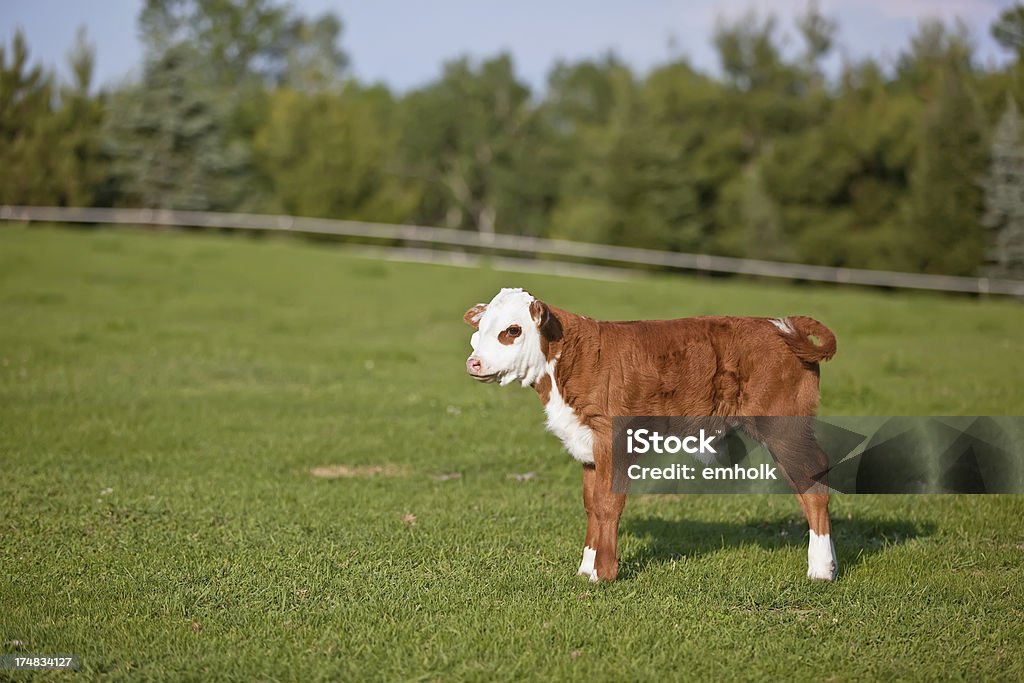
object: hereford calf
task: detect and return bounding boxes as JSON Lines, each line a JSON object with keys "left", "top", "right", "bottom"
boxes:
{"left": 463, "top": 287, "right": 839, "bottom": 583}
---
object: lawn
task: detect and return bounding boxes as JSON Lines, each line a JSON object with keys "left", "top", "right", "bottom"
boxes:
{"left": 1, "top": 224, "right": 1022, "bottom": 681}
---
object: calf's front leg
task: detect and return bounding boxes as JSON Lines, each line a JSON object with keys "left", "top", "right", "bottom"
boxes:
{"left": 578, "top": 457, "right": 626, "bottom": 582}
{"left": 577, "top": 464, "right": 598, "bottom": 581}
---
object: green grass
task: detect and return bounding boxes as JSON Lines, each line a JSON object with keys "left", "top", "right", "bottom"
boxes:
{"left": 1, "top": 224, "right": 1023, "bottom": 681}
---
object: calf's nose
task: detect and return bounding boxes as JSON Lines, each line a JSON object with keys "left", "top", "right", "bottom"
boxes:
{"left": 466, "top": 357, "right": 483, "bottom": 374}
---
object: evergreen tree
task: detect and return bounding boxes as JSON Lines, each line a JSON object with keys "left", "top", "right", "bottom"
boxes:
{"left": 992, "top": 5, "right": 1024, "bottom": 58}
{"left": 0, "top": 28, "right": 106, "bottom": 206}
{"left": 796, "top": 0, "right": 837, "bottom": 84}
{"left": 902, "top": 51, "right": 987, "bottom": 276}
{"left": 0, "top": 30, "right": 58, "bottom": 205}
{"left": 139, "top": 0, "right": 347, "bottom": 89}
{"left": 982, "top": 97, "right": 1024, "bottom": 278}
{"left": 52, "top": 29, "right": 108, "bottom": 206}
{"left": 991, "top": 5, "right": 1024, "bottom": 113}
{"left": 103, "top": 44, "right": 247, "bottom": 210}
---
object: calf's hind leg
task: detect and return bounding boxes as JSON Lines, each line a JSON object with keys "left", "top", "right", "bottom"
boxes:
{"left": 798, "top": 492, "right": 836, "bottom": 581}
{"left": 762, "top": 424, "right": 837, "bottom": 581}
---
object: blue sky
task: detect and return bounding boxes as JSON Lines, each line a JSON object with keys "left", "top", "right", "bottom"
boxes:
{"left": 1, "top": 0, "right": 1017, "bottom": 92}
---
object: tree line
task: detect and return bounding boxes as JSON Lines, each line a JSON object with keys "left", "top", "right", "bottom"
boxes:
{"left": 3, "top": 0, "right": 1024, "bottom": 278}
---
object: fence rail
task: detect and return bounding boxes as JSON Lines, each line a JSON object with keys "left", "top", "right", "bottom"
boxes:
{"left": 3, "top": 205, "right": 1022, "bottom": 296}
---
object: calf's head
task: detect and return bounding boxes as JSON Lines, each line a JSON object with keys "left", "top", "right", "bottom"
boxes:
{"left": 463, "top": 288, "right": 561, "bottom": 387}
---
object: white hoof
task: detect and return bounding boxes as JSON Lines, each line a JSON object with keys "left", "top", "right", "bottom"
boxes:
{"left": 577, "top": 546, "right": 597, "bottom": 581}
{"left": 807, "top": 531, "right": 837, "bottom": 581}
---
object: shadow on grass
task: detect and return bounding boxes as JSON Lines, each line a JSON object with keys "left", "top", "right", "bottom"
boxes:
{"left": 620, "top": 514, "right": 936, "bottom": 580}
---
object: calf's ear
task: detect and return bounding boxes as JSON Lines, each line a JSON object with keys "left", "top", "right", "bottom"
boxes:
{"left": 463, "top": 304, "right": 487, "bottom": 329}
{"left": 530, "top": 300, "right": 563, "bottom": 341}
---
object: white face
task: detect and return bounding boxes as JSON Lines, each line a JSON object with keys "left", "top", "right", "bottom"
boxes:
{"left": 465, "top": 288, "right": 548, "bottom": 387}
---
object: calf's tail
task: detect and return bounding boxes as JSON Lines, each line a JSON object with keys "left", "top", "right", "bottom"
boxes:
{"left": 775, "top": 316, "right": 837, "bottom": 364}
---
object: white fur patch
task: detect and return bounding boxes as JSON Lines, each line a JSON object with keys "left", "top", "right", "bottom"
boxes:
{"left": 577, "top": 546, "right": 597, "bottom": 581}
{"left": 770, "top": 317, "right": 794, "bottom": 334}
{"left": 543, "top": 360, "right": 595, "bottom": 464}
{"left": 470, "top": 288, "right": 548, "bottom": 387}
{"left": 807, "top": 530, "right": 837, "bottom": 581}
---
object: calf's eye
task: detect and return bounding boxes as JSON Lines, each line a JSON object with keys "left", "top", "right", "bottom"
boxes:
{"left": 506, "top": 325, "right": 522, "bottom": 338}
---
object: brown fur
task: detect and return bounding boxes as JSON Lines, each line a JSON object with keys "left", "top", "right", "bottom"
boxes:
{"left": 781, "top": 316, "right": 837, "bottom": 363}
{"left": 464, "top": 304, "right": 486, "bottom": 328}
{"left": 540, "top": 308, "right": 832, "bottom": 419}
{"left": 533, "top": 374, "right": 552, "bottom": 404}
{"left": 534, "top": 304, "right": 836, "bottom": 582}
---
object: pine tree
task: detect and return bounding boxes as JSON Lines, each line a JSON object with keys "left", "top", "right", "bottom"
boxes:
{"left": 0, "top": 28, "right": 106, "bottom": 206}
{"left": 52, "top": 28, "right": 107, "bottom": 206}
{"left": 103, "top": 43, "right": 247, "bottom": 210}
{"left": 902, "top": 36, "right": 987, "bottom": 276}
{"left": 982, "top": 97, "right": 1024, "bottom": 278}
{"left": 0, "top": 30, "right": 56, "bottom": 204}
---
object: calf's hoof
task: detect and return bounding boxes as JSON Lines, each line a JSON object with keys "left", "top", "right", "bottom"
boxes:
{"left": 577, "top": 546, "right": 598, "bottom": 582}
{"left": 807, "top": 531, "right": 837, "bottom": 581}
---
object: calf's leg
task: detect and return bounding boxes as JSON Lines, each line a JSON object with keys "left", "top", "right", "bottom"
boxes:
{"left": 578, "top": 464, "right": 598, "bottom": 581}
{"left": 760, "top": 423, "right": 837, "bottom": 581}
{"left": 578, "top": 461, "right": 626, "bottom": 582}
{"left": 592, "top": 483, "right": 626, "bottom": 581}
{"left": 799, "top": 492, "right": 836, "bottom": 581}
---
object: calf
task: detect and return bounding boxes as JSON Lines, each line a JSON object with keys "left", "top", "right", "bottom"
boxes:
{"left": 464, "top": 288, "right": 839, "bottom": 582}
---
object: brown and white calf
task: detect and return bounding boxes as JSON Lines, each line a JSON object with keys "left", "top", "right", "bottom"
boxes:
{"left": 464, "top": 288, "right": 839, "bottom": 582}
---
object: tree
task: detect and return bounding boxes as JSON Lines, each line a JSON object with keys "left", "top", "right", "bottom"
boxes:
{"left": 543, "top": 56, "right": 634, "bottom": 244}
{"left": 400, "top": 55, "right": 548, "bottom": 236}
{"left": 139, "top": 0, "right": 347, "bottom": 89}
{"left": 253, "top": 84, "right": 418, "bottom": 222}
{"left": 712, "top": 10, "right": 817, "bottom": 148}
{"left": 796, "top": 0, "right": 837, "bottom": 80}
{"left": 714, "top": 10, "right": 784, "bottom": 92}
{"left": 991, "top": 5, "right": 1024, "bottom": 108}
{"left": 992, "top": 5, "right": 1024, "bottom": 57}
{"left": 902, "top": 46, "right": 987, "bottom": 276}
{"left": 614, "top": 61, "right": 734, "bottom": 252}
{"left": 52, "top": 28, "right": 109, "bottom": 206}
{"left": 0, "top": 30, "right": 58, "bottom": 205}
{"left": 981, "top": 97, "right": 1024, "bottom": 278}
{"left": 761, "top": 58, "right": 919, "bottom": 269}
{"left": 103, "top": 0, "right": 352, "bottom": 212}
{"left": 103, "top": 43, "right": 248, "bottom": 210}
{"left": 0, "top": 28, "right": 106, "bottom": 206}
{"left": 896, "top": 19, "right": 974, "bottom": 91}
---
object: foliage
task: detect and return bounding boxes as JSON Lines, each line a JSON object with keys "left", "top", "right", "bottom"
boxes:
{"left": 139, "top": 0, "right": 348, "bottom": 89}
{"left": 102, "top": 43, "right": 248, "bottom": 211}
{"left": 399, "top": 54, "right": 553, "bottom": 237}
{"left": 982, "top": 97, "right": 1024, "bottom": 277}
{"left": 252, "top": 83, "right": 418, "bottom": 221}
{"left": 5, "top": 1, "right": 1024, "bottom": 277}
{"left": 0, "top": 30, "right": 105, "bottom": 206}
{"left": 902, "top": 49, "right": 987, "bottom": 276}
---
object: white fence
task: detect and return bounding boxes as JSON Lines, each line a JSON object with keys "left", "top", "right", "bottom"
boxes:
{"left": 2, "top": 204, "right": 1023, "bottom": 296}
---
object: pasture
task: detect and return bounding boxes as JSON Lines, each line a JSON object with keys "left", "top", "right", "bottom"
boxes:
{"left": 1, "top": 225, "right": 1022, "bottom": 680}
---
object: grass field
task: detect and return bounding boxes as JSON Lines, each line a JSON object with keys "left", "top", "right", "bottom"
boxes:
{"left": 1, "top": 224, "right": 1023, "bottom": 681}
